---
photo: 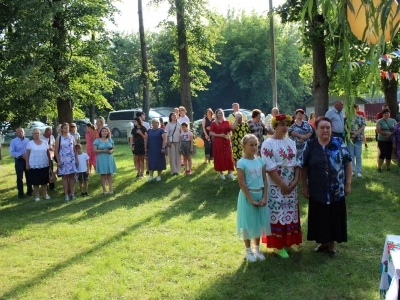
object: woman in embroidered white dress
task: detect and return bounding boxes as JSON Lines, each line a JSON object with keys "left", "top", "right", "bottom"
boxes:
{"left": 261, "top": 114, "right": 302, "bottom": 258}
{"left": 25, "top": 129, "right": 51, "bottom": 201}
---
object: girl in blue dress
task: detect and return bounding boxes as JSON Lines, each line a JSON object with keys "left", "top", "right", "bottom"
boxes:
{"left": 94, "top": 127, "right": 117, "bottom": 194}
{"left": 236, "top": 134, "right": 271, "bottom": 262}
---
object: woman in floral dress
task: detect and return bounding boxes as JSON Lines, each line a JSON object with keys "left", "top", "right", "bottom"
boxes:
{"left": 55, "top": 122, "right": 78, "bottom": 201}
{"left": 231, "top": 112, "right": 251, "bottom": 165}
{"left": 261, "top": 114, "right": 302, "bottom": 258}
{"left": 288, "top": 109, "right": 313, "bottom": 159}
{"left": 301, "top": 117, "right": 352, "bottom": 255}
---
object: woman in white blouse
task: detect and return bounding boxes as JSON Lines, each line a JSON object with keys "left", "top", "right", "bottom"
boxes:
{"left": 166, "top": 112, "right": 181, "bottom": 175}
{"left": 25, "top": 129, "right": 51, "bottom": 201}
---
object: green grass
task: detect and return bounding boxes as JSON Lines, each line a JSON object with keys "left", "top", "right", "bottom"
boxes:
{"left": 0, "top": 142, "right": 397, "bottom": 299}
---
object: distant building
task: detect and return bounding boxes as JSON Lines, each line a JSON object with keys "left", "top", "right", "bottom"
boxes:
{"left": 304, "top": 95, "right": 368, "bottom": 117}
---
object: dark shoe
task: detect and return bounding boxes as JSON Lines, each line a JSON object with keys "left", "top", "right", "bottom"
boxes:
{"left": 26, "top": 192, "right": 33, "bottom": 197}
{"left": 18, "top": 195, "right": 25, "bottom": 199}
{"left": 386, "top": 168, "right": 391, "bottom": 171}
{"left": 377, "top": 168, "right": 382, "bottom": 173}
{"left": 327, "top": 250, "right": 338, "bottom": 256}
{"left": 364, "top": 143, "right": 368, "bottom": 148}
{"left": 81, "top": 192, "right": 85, "bottom": 197}
{"left": 84, "top": 192, "right": 89, "bottom": 196}
{"left": 146, "top": 171, "right": 149, "bottom": 175}
{"left": 314, "top": 243, "right": 329, "bottom": 253}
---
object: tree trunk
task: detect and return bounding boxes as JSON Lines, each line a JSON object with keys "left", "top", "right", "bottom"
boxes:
{"left": 382, "top": 77, "right": 398, "bottom": 119}
{"left": 138, "top": 0, "right": 150, "bottom": 118}
{"left": 311, "top": 15, "right": 329, "bottom": 118}
{"left": 57, "top": 97, "right": 73, "bottom": 124}
{"left": 52, "top": 8, "right": 73, "bottom": 124}
{"left": 175, "top": 0, "right": 193, "bottom": 122}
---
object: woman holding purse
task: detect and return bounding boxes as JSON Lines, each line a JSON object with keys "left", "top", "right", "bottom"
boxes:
{"left": 165, "top": 112, "right": 181, "bottom": 175}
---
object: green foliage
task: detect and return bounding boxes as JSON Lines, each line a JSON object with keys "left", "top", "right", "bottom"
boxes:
{"left": 0, "top": 0, "right": 117, "bottom": 125}
{"left": 195, "top": 12, "right": 311, "bottom": 115}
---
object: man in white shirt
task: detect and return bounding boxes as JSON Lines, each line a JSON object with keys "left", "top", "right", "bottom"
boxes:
{"left": 325, "top": 101, "right": 345, "bottom": 138}
{"left": 265, "top": 107, "right": 279, "bottom": 134}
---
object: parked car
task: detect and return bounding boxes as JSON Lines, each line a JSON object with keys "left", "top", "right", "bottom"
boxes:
{"left": 73, "top": 119, "right": 90, "bottom": 138}
{"left": 151, "top": 107, "right": 175, "bottom": 118}
{"left": 107, "top": 109, "right": 162, "bottom": 137}
{"left": 22, "top": 121, "right": 49, "bottom": 138}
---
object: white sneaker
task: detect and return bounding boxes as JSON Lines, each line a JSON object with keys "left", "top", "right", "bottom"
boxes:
{"left": 65, "top": 196, "right": 70, "bottom": 201}
{"left": 147, "top": 176, "right": 153, "bottom": 182}
{"left": 253, "top": 251, "right": 266, "bottom": 261}
{"left": 357, "top": 172, "right": 362, "bottom": 178}
{"left": 220, "top": 174, "right": 226, "bottom": 180}
{"left": 245, "top": 251, "right": 257, "bottom": 263}
{"left": 70, "top": 194, "right": 76, "bottom": 200}
{"left": 227, "top": 173, "right": 235, "bottom": 180}
{"left": 35, "top": 198, "right": 40, "bottom": 202}
{"left": 156, "top": 176, "right": 161, "bottom": 181}
{"left": 45, "top": 195, "right": 51, "bottom": 200}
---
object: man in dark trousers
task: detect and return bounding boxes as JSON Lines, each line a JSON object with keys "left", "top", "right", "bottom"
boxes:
{"left": 9, "top": 128, "right": 33, "bottom": 198}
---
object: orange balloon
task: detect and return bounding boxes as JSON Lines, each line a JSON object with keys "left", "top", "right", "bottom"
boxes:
{"left": 347, "top": 0, "right": 400, "bottom": 44}
{"left": 195, "top": 137, "right": 204, "bottom": 148}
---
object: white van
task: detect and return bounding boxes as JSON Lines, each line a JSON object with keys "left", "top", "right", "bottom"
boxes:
{"left": 107, "top": 109, "right": 162, "bottom": 137}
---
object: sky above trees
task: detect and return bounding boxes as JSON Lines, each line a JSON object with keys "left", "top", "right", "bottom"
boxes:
{"left": 109, "top": 0, "right": 285, "bottom": 32}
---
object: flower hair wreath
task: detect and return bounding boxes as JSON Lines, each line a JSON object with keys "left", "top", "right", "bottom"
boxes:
{"left": 271, "top": 114, "right": 292, "bottom": 128}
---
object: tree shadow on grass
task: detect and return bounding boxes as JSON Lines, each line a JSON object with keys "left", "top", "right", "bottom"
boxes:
{"left": 193, "top": 248, "right": 380, "bottom": 299}
{"left": 0, "top": 156, "right": 240, "bottom": 236}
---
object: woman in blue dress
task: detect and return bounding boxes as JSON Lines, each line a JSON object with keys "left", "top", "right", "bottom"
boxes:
{"left": 94, "top": 127, "right": 117, "bottom": 194}
{"left": 146, "top": 118, "right": 167, "bottom": 182}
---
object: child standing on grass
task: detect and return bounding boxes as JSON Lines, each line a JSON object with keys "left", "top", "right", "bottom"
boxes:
{"left": 75, "top": 144, "right": 90, "bottom": 196}
{"left": 180, "top": 122, "right": 193, "bottom": 175}
{"left": 236, "top": 134, "right": 270, "bottom": 262}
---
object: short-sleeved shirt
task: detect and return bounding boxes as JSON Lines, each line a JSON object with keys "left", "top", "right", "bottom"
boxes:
{"left": 26, "top": 140, "right": 49, "bottom": 168}
{"left": 77, "top": 152, "right": 90, "bottom": 172}
{"left": 237, "top": 157, "right": 265, "bottom": 189}
{"left": 165, "top": 122, "right": 181, "bottom": 143}
{"left": 349, "top": 115, "right": 366, "bottom": 142}
{"left": 325, "top": 108, "right": 344, "bottom": 134}
{"left": 70, "top": 132, "right": 80, "bottom": 144}
{"left": 376, "top": 118, "right": 396, "bottom": 141}
{"left": 247, "top": 120, "right": 265, "bottom": 147}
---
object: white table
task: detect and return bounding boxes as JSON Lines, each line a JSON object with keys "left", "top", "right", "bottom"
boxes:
{"left": 380, "top": 235, "right": 400, "bottom": 299}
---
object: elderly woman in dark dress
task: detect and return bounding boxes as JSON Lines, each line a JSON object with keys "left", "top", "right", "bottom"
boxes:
{"left": 301, "top": 117, "right": 352, "bottom": 255}
{"left": 146, "top": 118, "right": 167, "bottom": 182}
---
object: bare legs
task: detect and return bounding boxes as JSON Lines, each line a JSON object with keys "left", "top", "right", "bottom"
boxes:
{"left": 33, "top": 185, "right": 49, "bottom": 200}
{"left": 134, "top": 155, "right": 144, "bottom": 176}
{"left": 183, "top": 156, "right": 192, "bottom": 173}
{"left": 62, "top": 174, "right": 75, "bottom": 197}
{"left": 100, "top": 174, "right": 113, "bottom": 193}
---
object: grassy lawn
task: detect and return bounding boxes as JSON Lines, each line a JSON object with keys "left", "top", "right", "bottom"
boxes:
{"left": 0, "top": 141, "right": 398, "bottom": 299}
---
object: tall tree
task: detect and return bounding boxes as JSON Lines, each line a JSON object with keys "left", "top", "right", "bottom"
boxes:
{"left": 138, "top": 0, "right": 150, "bottom": 118}
{"left": 0, "top": 0, "right": 117, "bottom": 125}
{"left": 175, "top": 0, "right": 192, "bottom": 120}
{"left": 153, "top": 0, "right": 218, "bottom": 121}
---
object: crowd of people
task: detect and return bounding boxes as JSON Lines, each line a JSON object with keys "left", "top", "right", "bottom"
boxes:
{"left": 10, "top": 101, "right": 399, "bottom": 263}
{"left": 9, "top": 117, "right": 116, "bottom": 201}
